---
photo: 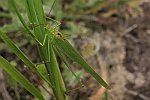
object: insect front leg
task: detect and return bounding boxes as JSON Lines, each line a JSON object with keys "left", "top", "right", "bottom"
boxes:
{"left": 26, "top": 31, "right": 45, "bottom": 46}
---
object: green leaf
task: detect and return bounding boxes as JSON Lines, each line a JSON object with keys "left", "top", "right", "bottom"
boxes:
{"left": 0, "top": 56, "right": 44, "bottom": 100}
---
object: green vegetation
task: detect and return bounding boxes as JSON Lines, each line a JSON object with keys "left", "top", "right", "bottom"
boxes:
{"left": 0, "top": 0, "right": 141, "bottom": 99}
{"left": 0, "top": 0, "right": 111, "bottom": 99}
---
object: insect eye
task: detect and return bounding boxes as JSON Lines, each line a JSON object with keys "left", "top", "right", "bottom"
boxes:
{"left": 57, "top": 32, "right": 61, "bottom": 35}
{"left": 55, "top": 32, "right": 66, "bottom": 40}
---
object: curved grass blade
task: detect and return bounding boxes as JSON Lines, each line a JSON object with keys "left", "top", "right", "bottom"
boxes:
{"left": 9, "top": 0, "right": 44, "bottom": 46}
{"left": 0, "top": 30, "right": 52, "bottom": 88}
{"left": 0, "top": 56, "right": 44, "bottom": 100}
{"left": 9, "top": 0, "right": 31, "bottom": 33}
{"left": 53, "top": 33, "right": 111, "bottom": 89}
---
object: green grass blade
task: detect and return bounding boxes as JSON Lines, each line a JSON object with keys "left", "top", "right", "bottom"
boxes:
{"left": 9, "top": 0, "right": 44, "bottom": 45}
{"left": 9, "top": 0, "right": 31, "bottom": 33}
{"left": 0, "top": 56, "right": 44, "bottom": 100}
{"left": 25, "top": 0, "right": 45, "bottom": 42}
{"left": 0, "top": 30, "right": 52, "bottom": 87}
{"left": 54, "top": 35, "right": 111, "bottom": 89}
{"left": 25, "top": 0, "right": 49, "bottom": 62}
{"left": 0, "top": 30, "right": 37, "bottom": 72}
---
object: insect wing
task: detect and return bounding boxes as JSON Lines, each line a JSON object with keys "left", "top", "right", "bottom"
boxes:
{"left": 54, "top": 35, "right": 110, "bottom": 89}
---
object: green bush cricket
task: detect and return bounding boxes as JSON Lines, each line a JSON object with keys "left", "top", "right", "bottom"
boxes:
{"left": 26, "top": 0, "right": 111, "bottom": 90}
{"left": 36, "top": 23, "right": 111, "bottom": 90}
{"left": 5, "top": 0, "right": 110, "bottom": 99}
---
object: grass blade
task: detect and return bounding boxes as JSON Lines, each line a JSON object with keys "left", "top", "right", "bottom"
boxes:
{"left": 0, "top": 56, "right": 44, "bottom": 100}
{"left": 9, "top": 0, "right": 31, "bottom": 33}
{"left": 0, "top": 30, "right": 52, "bottom": 87}
{"left": 0, "top": 30, "right": 37, "bottom": 72}
{"left": 25, "top": 0, "right": 46, "bottom": 43}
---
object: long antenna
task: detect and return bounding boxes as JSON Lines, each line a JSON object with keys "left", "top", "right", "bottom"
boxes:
{"left": 48, "top": 0, "right": 56, "bottom": 17}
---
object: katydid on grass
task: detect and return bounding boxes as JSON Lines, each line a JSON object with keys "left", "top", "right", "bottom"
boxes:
{"left": 10, "top": 0, "right": 110, "bottom": 92}
{"left": 26, "top": 0, "right": 110, "bottom": 90}
{"left": 31, "top": 16, "right": 110, "bottom": 90}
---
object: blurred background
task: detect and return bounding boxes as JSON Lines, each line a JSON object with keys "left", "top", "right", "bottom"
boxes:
{"left": 0, "top": 0, "right": 150, "bottom": 100}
